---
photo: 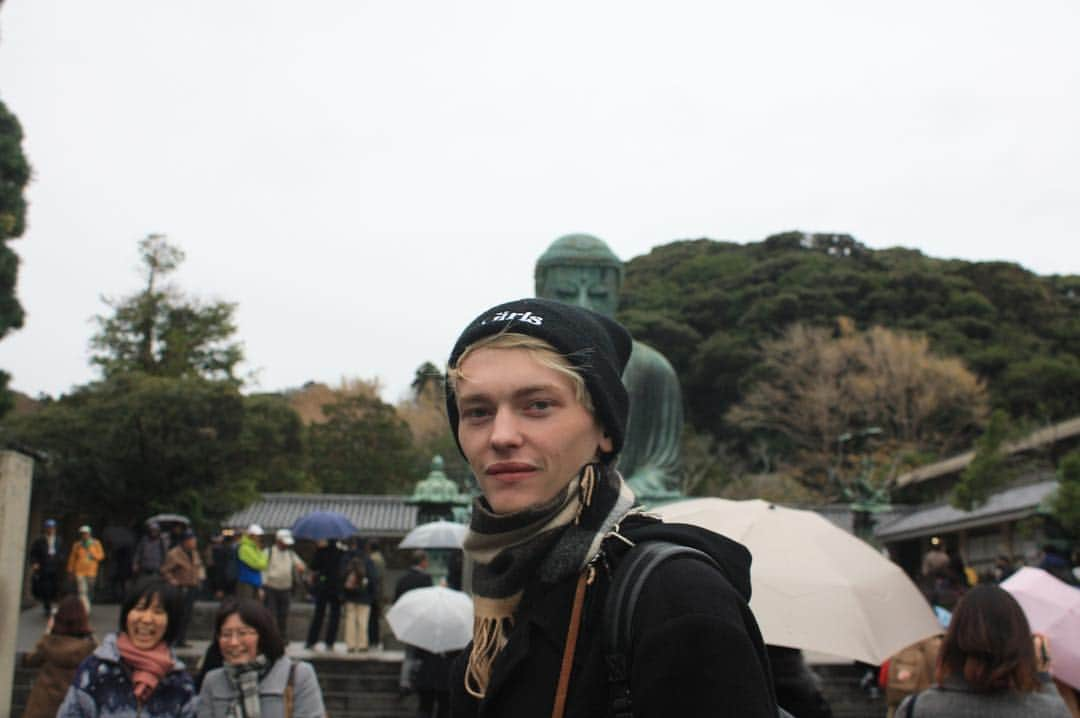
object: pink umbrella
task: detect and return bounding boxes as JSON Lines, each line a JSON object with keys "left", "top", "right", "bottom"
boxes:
{"left": 1001, "top": 567, "right": 1080, "bottom": 690}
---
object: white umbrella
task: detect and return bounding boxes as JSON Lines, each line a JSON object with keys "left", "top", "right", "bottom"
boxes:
{"left": 655, "top": 497, "right": 941, "bottom": 664}
{"left": 388, "top": 586, "right": 474, "bottom": 653}
{"left": 399, "top": 520, "right": 467, "bottom": 549}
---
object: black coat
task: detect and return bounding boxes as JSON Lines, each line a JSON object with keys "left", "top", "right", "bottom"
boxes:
{"left": 30, "top": 536, "right": 65, "bottom": 573}
{"left": 449, "top": 518, "right": 778, "bottom": 718}
{"left": 29, "top": 536, "right": 66, "bottom": 599}
{"left": 310, "top": 544, "right": 345, "bottom": 599}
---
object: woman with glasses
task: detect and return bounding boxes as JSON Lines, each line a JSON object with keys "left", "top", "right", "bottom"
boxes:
{"left": 198, "top": 597, "right": 325, "bottom": 718}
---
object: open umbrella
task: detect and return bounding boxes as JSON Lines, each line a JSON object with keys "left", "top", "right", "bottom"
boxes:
{"left": 291, "top": 511, "right": 360, "bottom": 541}
{"left": 1002, "top": 567, "right": 1080, "bottom": 689}
{"left": 145, "top": 513, "right": 190, "bottom": 526}
{"left": 655, "top": 497, "right": 940, "bottom": 664}
{"left": 388, "top": 586, "right": 473, "bottom": 653}
{"left": 399, "top": 520, "right": 467, "bottom": 549}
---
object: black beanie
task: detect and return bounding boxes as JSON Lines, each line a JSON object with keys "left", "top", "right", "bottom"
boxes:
{"left": 446, "top": 298, "right": 632, "bottom": 462}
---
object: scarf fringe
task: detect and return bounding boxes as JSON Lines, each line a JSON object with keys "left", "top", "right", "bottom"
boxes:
{"left": 465, "top": 596, "right": 520, "bottom": 698}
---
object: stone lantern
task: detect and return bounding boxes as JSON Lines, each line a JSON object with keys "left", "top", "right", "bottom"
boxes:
{"left": 407, "top": 455, "right": 471, "bottom": 524}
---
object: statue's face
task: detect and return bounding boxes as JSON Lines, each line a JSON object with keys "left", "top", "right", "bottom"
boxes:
{"left": 536, "top": 264, "right": 620, "bottom": 317}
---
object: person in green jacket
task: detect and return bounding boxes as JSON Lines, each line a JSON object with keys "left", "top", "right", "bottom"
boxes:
{"left": 235, "top": 524, "right": 268, "bottom": 600}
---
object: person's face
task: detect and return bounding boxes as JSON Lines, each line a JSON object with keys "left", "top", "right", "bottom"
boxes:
{"left": 219, "top": 613, "right": 260, "bottom": 664}
{"left": 126, "top": 594, "right": 168, "bottom": 650}
{"left": 536, "top": 264, "right": 620, "bottom": 317}
{"left": 44, "top": 526, "right": 55, "bottom": 537}
{"left": 455, "top": 347, "right": 612, "bottom": 514}
{"left": 183, "top": 537, "right": 197, "bottom": 551}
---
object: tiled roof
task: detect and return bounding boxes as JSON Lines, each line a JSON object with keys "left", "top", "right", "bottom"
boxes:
{"left": 223, "top": 494, "right": 419, "bottom": 536}
{"left": 875, "top": 479, "right": 1058, "bottom": 542}
{"left": 895, "top": 416, "right": 1080, "bottom": 487}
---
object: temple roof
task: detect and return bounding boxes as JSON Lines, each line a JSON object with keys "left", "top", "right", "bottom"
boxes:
{"left": 223, "top": 493, "right": 418, "bottom": 536}
{"left": 874, "top": 478, "right": 1058, "bottom": 542}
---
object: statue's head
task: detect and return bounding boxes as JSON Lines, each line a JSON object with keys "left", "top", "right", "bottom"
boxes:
{"left": 534, "top": 233, "right": 623, "bottom": 317}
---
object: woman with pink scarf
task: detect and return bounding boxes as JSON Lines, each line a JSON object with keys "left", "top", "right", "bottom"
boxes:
{"left": 57, "top": 580, "right": 197, "bottom": 718}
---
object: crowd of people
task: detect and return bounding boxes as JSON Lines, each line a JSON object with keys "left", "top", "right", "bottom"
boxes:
{"left": 20, "top": 297, "right": 1080, "bottom": 718}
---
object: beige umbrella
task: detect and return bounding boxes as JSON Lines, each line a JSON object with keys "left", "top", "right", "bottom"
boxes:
{"left": 655, "top": 497, "right": 940, "bottom": 664}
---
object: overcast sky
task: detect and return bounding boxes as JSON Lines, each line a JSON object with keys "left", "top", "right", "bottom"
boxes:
{"left": 1, "top": 1, "right": 1077, "bottom": 403}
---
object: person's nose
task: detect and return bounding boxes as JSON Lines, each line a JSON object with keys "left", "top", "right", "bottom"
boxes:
{"left": 489, "top": 407, "right": 523, "bottom": 451}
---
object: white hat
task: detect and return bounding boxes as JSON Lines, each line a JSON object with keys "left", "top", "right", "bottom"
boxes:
{"left": 247, "top": 523, "right": 264, "bottom": 536}
{"left": 276, "top": 529, "right": 295, "bottom": 545}
{"left": 78, "top": 525, "right": 92, "bottom": 534}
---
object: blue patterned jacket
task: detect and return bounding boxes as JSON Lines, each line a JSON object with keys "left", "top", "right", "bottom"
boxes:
{"left": 57, "top": 633, "right": 197, "bottom": 718}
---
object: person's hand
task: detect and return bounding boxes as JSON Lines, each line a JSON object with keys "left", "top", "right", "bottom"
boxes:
{"left": 45, "top": 614, "right": 54, "bottom": 633}
{"left": 1033, "top": 633, "right": 1052, "bottom": 672}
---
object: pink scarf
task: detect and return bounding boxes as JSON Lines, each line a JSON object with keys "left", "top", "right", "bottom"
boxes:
{"left": 116, "top": 632, "right": 174, "bottom": 704}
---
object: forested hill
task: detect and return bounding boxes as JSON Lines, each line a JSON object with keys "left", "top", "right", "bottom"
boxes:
{"left": 617, "top": 232, "right": 1080, "bottom": 446}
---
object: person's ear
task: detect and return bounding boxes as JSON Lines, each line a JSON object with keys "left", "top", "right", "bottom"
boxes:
{"left": 598, "top": 432, "right": 614, "bottom": 455}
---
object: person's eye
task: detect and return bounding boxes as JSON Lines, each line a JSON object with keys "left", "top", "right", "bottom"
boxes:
{"left": 526, "top": 400, "right": 554, "bottom": 412}
{"left": 461, "top": 407, "right": 490, "bottom": 420}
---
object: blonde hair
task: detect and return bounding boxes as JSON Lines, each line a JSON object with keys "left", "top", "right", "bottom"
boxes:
{"left": 447, "top": 333, "right": 594, "bottom": 413}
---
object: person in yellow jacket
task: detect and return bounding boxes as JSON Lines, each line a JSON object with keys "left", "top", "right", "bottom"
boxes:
{"left": 66, "top": 525, "right": 105, "bottom": 615}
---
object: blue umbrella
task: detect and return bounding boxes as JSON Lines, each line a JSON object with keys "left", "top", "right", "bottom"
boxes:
{"left": 291, "top": 511, "right": 360, "bottom": 540}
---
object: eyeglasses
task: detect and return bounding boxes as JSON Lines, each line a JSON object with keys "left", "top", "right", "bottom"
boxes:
{"left": 219, "top": 629, "right": 258, "bottom": 641}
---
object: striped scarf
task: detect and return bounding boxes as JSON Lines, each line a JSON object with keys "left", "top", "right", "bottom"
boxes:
{"left": 224, "top": 655, "right": 271, "bottom": 718}
{"left": 462, "top": 462, "right": 636, "bottom": 698}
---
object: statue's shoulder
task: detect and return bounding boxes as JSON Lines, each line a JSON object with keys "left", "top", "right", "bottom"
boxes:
{"left": 627, "top": 339, "right": 678, "bottom": 377}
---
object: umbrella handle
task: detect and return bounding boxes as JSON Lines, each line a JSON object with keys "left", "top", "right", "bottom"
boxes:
{"left": 1034, "top": 633, "right": 1051, "bottom": 672}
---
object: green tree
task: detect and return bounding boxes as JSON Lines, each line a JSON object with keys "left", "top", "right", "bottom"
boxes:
{"left": 307, "top": 391, "right": 422, "bottom": 494}
{"left": 0, "top": 99, "right": 31, "bottom": 416}
{"left": 91, "top": 234, "right": 243, "bottom": 382}
{"left": 236, "top": 394, "right": 312, "bottom": 493}
{"left": 1, "top": 374, "right": 255, "bottom": 530}
{"left": 950, "top": 410, "right": 1014, "bottom": 511}
{"left": 1050, "top": 450, "right": 1080, "bottom": 538}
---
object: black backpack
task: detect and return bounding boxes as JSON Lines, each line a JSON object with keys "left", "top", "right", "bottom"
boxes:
{"left": 602, "top": 539, "right": 793, "bottom": 718}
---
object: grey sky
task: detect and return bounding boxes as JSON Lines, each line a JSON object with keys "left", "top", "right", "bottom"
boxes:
{"left": 1, "top": 1, "right": 1077, "bottom": 403}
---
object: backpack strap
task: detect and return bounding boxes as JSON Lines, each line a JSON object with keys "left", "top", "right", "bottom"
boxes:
{"left": 284, "top": 659, "right": 297, "bottom": 718}
{"left": 602, "top": 540, "right": 719, "bottom": 718}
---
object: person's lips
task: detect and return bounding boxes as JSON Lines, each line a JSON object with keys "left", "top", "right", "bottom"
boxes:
{"left": 485, "top": 462, "right": 538, "bottom": 481}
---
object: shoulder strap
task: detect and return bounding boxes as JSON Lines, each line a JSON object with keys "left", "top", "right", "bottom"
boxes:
{"left": 603, "top": 540, "right": 719, "bottom": 718}
{"left": 906, "top": 692, "right": 917, "bottom": 718}
{"left": 284, "top": 659, "right": 297, "bottom": 718}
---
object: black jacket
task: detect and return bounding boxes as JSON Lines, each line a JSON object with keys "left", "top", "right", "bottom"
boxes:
{"left": 449, "top": 516, "right": 778, "bottom": 718}
{"left": 310, "top": 544, "right": 345, "bottom": 599}
{"left": 30, "top": 536, "right": 66, "bottom": 574}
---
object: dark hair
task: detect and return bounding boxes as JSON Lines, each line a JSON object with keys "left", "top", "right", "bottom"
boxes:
{"left": 213, "top": 598, "right": 284, "bottom": 661}
{"left": 52, "top": 595, "right": 92, "bottom": 637}
{"left": 410, "top": 550, "right": 428, "bottom": 567}
{"left": 936, "top": 584, "right": 1040, "bottom": 692}
{"left": 119, "top": 580, "right": 182, "bottom": 645}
